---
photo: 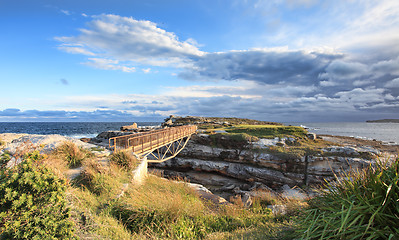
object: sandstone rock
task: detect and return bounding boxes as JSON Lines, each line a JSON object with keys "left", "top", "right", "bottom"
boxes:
{"left": 120, "top": 123, "right": 138, "bottom": 131}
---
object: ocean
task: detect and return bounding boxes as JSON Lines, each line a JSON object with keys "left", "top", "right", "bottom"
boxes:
{"left": 0, "top": 121, "right": 398, "bottom": 145}
{"left": 287, "top": 122, "right": 399, "bottom": 145}
{"left": 0, "top": 122, "right": 161, "bottom": 139}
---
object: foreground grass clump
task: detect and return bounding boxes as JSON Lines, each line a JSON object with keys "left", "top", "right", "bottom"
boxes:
{"left": 55, "top": 141, "right": 93, "bottom": 167}
{"left": 0, "top": 151, "right": 75, "bottom": 239}
{"left": 299, "top": 159, "right": 399, "bottom": 239}
{"left": 109, "top": 150, "right": 138, "bottom": 170}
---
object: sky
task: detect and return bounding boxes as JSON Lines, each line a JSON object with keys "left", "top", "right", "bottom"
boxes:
{"left": 1, "top": 0, "right": 399, "bottom": 122}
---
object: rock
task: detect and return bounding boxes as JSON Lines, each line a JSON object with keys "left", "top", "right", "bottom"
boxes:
{"left": 120, "top": 123, "right": 138, "bottom": 131}
{"left": 241, "top": 192, "right": 253, "bottom": 207}
{"left": 307, "top": 133, "right": 317, "bottom": 140}
{"left": 80, "top": 138, "right": 91, "bottom": 143}
{"left": 267, "top": 204, "right": 286, "bottom": 215}
{"left": 221, "top": 184, "right": 236, "bottom": 191}
{"left": 280, "top": 185, "right": 307, "bottom": 200}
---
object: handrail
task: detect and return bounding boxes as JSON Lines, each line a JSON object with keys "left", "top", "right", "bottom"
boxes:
{"left": 109, "top": 125, "right": 197, "bottom": 156}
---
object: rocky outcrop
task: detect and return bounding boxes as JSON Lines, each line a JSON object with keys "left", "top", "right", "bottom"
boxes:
{"left": 120, "top": 123, "right": 138, "bottom": 131}
{"left": 149, "top": 133, "right": 389, "bottom": 196}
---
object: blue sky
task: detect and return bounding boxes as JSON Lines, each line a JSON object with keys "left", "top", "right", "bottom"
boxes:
{"left": 1, "top": 0, "right": 399, "bottom": 122}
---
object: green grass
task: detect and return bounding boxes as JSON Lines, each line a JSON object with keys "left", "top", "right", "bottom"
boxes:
{"left": 298, "top": 158, "right": 399, "bottom": 239}
{"left": 226, "top": 125, "right": 308, "bottom": 139}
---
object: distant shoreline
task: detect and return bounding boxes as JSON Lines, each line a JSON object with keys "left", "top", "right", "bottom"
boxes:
{"left": 366, "top": 119, "right": 399, "bottom": 123}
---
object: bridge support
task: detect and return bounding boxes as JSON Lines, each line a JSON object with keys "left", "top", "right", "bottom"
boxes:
{"left": 132, "top": 156, "right": 148, "bottom": 185}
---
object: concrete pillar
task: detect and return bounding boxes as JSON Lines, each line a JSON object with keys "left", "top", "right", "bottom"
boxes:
{"left": 132, "top": 156, "right": 148, "bottom": 185}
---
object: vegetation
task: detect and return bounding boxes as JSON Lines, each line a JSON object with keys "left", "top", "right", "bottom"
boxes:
{"left": 210, "top": 133, "right": 259, "bottom": 150}
{"left": 225, "top": 125, "right": 308, "bottom": 139}
{"left": 0, "top": 151, "right": 75, "bottom": 239}
{"left": 109, "top": 150, "right": 138, "bottom": 170}
{"left": 169, "top": 116, "right": 281, "bottom": 128}
{"left": 1, "top": 123, "right": 395, "bottom": 239}
{"left": 298, "top": 158, "right": 399, "bottom": 239}
{"left": 55, "top": 141, "right": 93, "bottom": 168}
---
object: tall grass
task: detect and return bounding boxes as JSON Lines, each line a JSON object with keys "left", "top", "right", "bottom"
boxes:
{"left": 55, "top": 141, "right": 93, "bottom": 168}
{"left": 109, "top": 150, "right": 138, "bottom": 170}
{"left": 298, "top": 158, "right": 399, "bottom": 239}
{"left": 108, "top": 174, "right": 285, "bottom": 239}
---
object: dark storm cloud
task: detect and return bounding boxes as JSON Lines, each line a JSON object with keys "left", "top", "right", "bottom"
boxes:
{"left": 180, "top": 49, "right": 342, "bottom": 85}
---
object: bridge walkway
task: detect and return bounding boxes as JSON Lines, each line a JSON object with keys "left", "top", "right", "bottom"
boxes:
{"left": 109, "top": 125, "right": 197, "bottom": 163}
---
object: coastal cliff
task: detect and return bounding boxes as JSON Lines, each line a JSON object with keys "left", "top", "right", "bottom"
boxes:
{"left": 88, "top": 116, "right": 398, "bottom": 199}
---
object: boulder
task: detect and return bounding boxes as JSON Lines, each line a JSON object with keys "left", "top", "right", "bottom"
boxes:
{"left": 121, "top": 123, "right": 138, "bottom": 131}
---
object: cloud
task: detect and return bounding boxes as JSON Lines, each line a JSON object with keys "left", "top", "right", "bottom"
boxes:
{"left": 56, "top": 14, "right": 203, "bottom": 69}
{"left": 60, "top": 9, "right": 71, "bottom": 16}
{"left": 180, "top": 48, "right": 341, "bottom": 84}
{"left": 385, "top": 78, "right": 399, "bottom": 88}
{"left": 0, "top": 108, "right": 159, "bottom": 122}
{"left": 142, "top": 68, "right": 151, "bottom": 73}
{"left": 52, "top": 11, "right": 399, "bottom": 122}
{"left": 60, "top": 78, "right": 69, "bottom": 85}
{"left": 84, "top": 58, "right": 136, "bottom": 72}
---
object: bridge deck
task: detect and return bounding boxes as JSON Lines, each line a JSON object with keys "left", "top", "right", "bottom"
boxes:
{"left": 109, "top": 125, "right": 197, "bottom": 158}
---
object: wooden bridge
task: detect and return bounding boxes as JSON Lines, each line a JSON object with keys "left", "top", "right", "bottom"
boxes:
{"left": 109, "top": 125, "right": 197, "bottom": 163}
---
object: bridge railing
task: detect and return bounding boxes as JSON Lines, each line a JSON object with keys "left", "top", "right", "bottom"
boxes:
{"left": 109, "top": 125, "right": 197, "bottom": 155}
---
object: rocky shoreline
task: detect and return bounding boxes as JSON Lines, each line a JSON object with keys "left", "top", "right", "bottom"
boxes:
{"left": 1, "top": 129, "right": 398, "bottom": 204}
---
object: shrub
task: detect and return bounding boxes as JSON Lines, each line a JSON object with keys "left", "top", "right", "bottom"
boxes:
{"left": 56, "top": 141, "right": 92, "bottom": 168}
{"left": 298, "top": 159, "right": 399, "bottom": 239}
{"left": 0, "top": 151, "right": 11, "bottom": 169}
{"left": 109, "top": 150, "right": 138, "bottom": 170}
{"left": 0, "top": 152, "right": 75, "bottom": 239}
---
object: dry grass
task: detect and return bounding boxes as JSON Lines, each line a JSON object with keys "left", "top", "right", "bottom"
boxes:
{"left": 109, "top": 150, "right": 138, "bottom": 170}
{"left": 54, "top": 141, "right": 93, "bottom": 168}
{"left": 123, "top": 174, "right": 207, "bottom": 218}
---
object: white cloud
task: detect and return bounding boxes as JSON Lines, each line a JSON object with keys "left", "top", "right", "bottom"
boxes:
{"left": 56, "top": 14, "right": 204, "bottom": 69}
{"left": 142, "top": 68, "right": 151, "bottom": 74}
{"left": 385, "top": 78, "right": 399, "bottom": 88}
{"left": 84, "top": 58, "right": 136, "bottom": 72}
{"left": 60, "top": 9, "right": 71, "bottom": 16}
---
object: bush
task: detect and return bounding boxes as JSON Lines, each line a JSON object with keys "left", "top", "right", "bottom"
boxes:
{"left": 0, "top": 152, "right": 75, "bottom": 239}
{"left": 298, "top": 159, "right": 399, "bottom": 239}
{"left": 56, "top": 141, "right": 92, "bottom": 168}
{"left": 0, "top": 151, "right": 11, "bottom": 169}
{"left": 109, "top": 150, "right": 138, "bottom": 170}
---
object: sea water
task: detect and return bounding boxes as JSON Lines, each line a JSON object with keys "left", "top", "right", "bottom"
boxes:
{"left": 287, "top": 122, "right": 399, "bottom": 145}
{"left": 0, "top": 122, "right": 161, "bottom": 139}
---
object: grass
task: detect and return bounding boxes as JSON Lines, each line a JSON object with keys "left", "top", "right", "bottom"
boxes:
{"left": 225, "top": 125, "right": 308, "bottom": 139}
{"left": 54, "top": 141, "right": 93, "bottom": 168}
{"left": 109, "top": 150, "right": 139, "bottom": 170}
{"left": 298, "top": 158, "right": 399, "bottom": 239}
